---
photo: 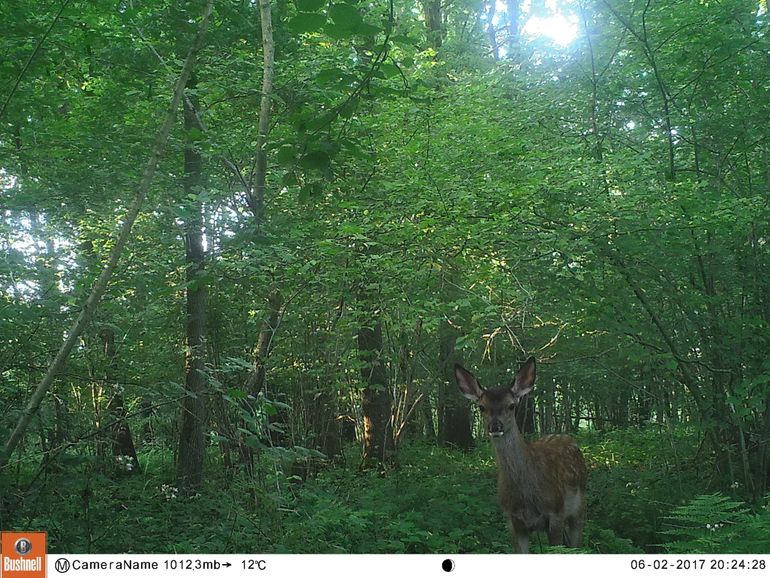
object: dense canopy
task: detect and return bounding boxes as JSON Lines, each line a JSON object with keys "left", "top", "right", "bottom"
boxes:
{"left": 1, "top": 0, "right": 769, "bottom": 554}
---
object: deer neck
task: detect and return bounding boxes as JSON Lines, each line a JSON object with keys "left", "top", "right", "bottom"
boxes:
{"left": 491, "top": 421, "right": 537, "bottom": 490}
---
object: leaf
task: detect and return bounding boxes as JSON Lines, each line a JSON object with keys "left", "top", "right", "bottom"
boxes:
{"left": 298, "top": 184, "right": 310, "bottom": 204}
{"left": 328, "top": 3, "right": 363, "bottom": 33}
{"left": 341, "top": 138, "right": 370, "bottom": 160}
{"left": 274, "top": 144, "right": 296, "bottom": 165}
{"left": 305, "top": 112, "right": 335, "bottom": 131}
{"left": 355, "top": 22, "right": 382, "bottom": 37}
{"left": 299, "top": 181, "right": 323, "bottom": 203}
{"left": 299, "top": 150, "right": 331, "bottom": 170}
{"left": 322, "top": 22, "right": 351, "bottom": 40}
{"left": 338, "top": 97, "right": 358, "bottom": 118}
{"left": 287, "top": 12, "right": 327, "bottom": 34}
{"left": 392, "top": 34, "right": 416, "bottom": 46}
{"left": 294, "top": 0, "right": 327, "bottom": 11}
{"left": 243, "top": 435, "right": 264, "bottom": 449}
{"left": 380, "top": 63, "right": 400, "bottom": 79}
{"left": 316, "top": 68, "right": 349, "bottom": 85}
{"left": 185, "top": 127, "right": 206, "bottom": 143}
{"left": 663, "top": 357, "right": 678, "bottom": 371}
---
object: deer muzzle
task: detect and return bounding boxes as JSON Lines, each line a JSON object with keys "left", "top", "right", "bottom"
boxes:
{"left": 488, "top": 420, "right": 505, "bottom": 437}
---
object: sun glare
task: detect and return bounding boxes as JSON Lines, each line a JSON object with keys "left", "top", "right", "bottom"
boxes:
{"left": 522, "top": 13, "right": 579, "bottom": 46}
{"left": 493, "top": 0, "right": 580, "bottom": 49}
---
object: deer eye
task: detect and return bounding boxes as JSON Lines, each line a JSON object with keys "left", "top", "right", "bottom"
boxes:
{"left": 507, "top": 403, "right": 516, "bottom": 411}
{"left": 478, "top": 405, "right": 486, "bottom": 413}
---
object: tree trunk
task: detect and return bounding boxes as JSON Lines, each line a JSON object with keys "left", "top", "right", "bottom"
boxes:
{"left": 392, "top": 319, "right": 424, "bottom": 447}
{"left": 358, "top": 320, "right": 394, "bottom": 467}
{"left": 486, "top": 0, "right": 499, "bottom": 60}
{"left": 240, "top": 291, "right": 282, "bottom": 476}
{"left": 541, "top": 375, "right": 555, "bottom": 433}
{"left": 315, "top": 390, "right": 343, "bottom": 460}
{"left": 244, "top": 292, "right": 281, "bottom": 399}
{"left": 438, "top": 318, "right": 473, "bottom": 449}
{"left": 176, "top": 75, "right": 208, "bottom": 491}
{"left": 34, "top": 216, "right": 70, "bottom": 455}
{"left": 249, "top": 0, "right": 275, "bottom": 223}
{"left": 421, "top": 0, "right": 443, "bottom": 51}
{"left": 101, "top": 326, "right": 139, "bottom": 473}
{"left": 505, "top": 0, "right": 520, "bottom": 59}
{"left": 421, "top": 394, "right": 436, "bottom": 442}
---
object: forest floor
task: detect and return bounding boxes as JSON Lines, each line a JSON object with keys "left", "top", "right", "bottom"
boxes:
{"left": 2, "top": 426, "right": 767, "bottom": 553}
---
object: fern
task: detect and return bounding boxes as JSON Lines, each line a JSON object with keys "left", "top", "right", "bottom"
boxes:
{"left": 660, "top": 493, "right": 770, "bottom": 554}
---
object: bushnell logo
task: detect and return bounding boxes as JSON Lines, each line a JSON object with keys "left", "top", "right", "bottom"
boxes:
{"left": 1, "top": 531, "right": 47, "bottom": 577}
{"left": 14, "top": 537, "right": 33, "bottom": 556}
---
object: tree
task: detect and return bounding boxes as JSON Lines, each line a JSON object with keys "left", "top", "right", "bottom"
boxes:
{"left": 177, "top": 72, "right": 208, "bottom": 491}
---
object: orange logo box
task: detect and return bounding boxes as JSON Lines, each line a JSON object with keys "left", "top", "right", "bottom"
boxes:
{"left": 0, "top": 533, "right": 46, "bottom": 578}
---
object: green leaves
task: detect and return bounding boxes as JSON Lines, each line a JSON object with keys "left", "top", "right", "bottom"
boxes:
{"left": 328, "top": 3, "right": 363, "bottom": 33}
{"left": 294, "top": 0, "right": 326, "bottom": 11}
{"left": 315, "top": 67, "right": 354, "bottom": 86}
{"left": 288, "top": 12, "right": 327, "bottom": 34}
{"left": 287, "top": 1, "right": 381, "bottom": 38}
{"left": 660, "top": 494, "right": 764, "bottom": 554}
{"left": 4, "top": 0, "right": 770, "bottom": 556}
{"left": 275, "top": 144, "right": 297, "bottom": 166}
{"left": 299, "top": 150, "right": 332, "bottom": 171}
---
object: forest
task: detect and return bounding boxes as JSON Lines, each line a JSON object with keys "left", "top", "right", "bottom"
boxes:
{"left": 1, "top": 0, "right": 769, "bottom": 555}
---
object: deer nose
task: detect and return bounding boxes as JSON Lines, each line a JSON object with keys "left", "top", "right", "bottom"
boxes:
{"left": 488, "top": 420, "right": 504, "bottom": 437}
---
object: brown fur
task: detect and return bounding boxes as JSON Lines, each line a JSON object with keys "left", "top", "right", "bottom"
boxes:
{"left": 456, "top": 359, "right": 588, "bottom": 553}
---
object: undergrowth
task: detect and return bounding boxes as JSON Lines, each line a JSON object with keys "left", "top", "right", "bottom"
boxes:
{"left": 1, "top": 426, "right": 766, "bottom": 553}
{"left": 660, "top": 493, "right": 770, "bottom": 553}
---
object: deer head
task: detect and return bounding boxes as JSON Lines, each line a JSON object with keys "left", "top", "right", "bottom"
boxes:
{"left": 454, "top": 357, "right": 536, "bottom": 438}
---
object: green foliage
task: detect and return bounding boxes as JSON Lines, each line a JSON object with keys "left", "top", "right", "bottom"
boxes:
{"left": 287, "top": 12, "right": 327, "bottom": 34}
{"left": 2, "top": 0, "right": 770, "bottom": 558}
{"left": 274, "top": 444, "right": 511, "bottom": 553}
{"left": 580, "top": 427, "right": 703, "bottom": 551}
{"left": 0, "top": 440, "right": 620, "bottom": 553}
{"left": 5, "top": 432, "right": 769, "bottom": 554}
{"left": 5, "top": 449, "right": 276, "bottom": 553}
{"left": 583, "top": 525, "right": 642, "bottom": 554}
{"left": 660, "top": 494, "right": 770, "bottom": 554}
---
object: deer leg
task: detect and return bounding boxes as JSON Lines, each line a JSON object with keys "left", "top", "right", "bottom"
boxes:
{"left": 565, "top": 506, "right": 586, "bottom": 547}
{"left": 547, "top": 513, "right": 565, "bottom": 546}
{"left": 510, "top": 518, "right": 530, "bottom": 554}
{"left": 565, "top": 515, "right": 584, "bottom": 548}
{"left": 564, "top": 489, "right": 586, "bottom": 548}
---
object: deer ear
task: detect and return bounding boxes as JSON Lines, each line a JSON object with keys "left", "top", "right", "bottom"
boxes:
{"left": 511, "top": 357, "right": 536, "bottom": 401}
{"left": 455, "top": 364, "right": 484, "bottom": 401}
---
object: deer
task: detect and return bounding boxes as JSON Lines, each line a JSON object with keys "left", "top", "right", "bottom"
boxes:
{"left": 455, "top": 357, "right": 587, "bottom": 553}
